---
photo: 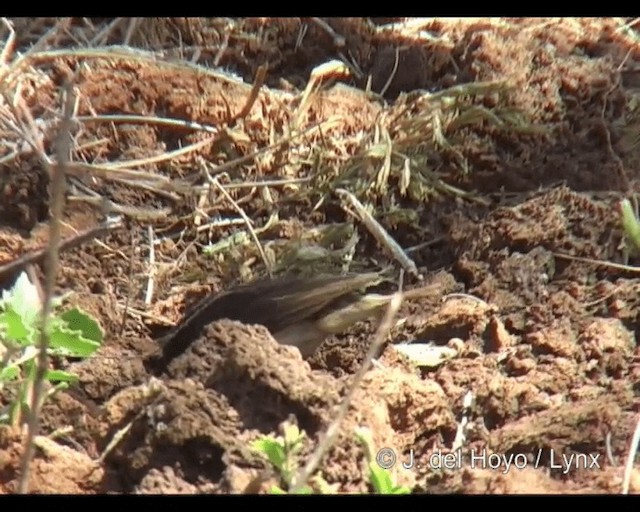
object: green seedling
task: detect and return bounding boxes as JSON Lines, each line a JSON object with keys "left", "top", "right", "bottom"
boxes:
{"left": 620, "top": 198, "right": 640, "bottom": 259}
{"left": 355, "top": 426, "right": 411, "bottom": 494}
{"left": 0, "top": 272, "right": 103, "bottom": 424}
{"left": 251, "top": 421, "right": 314, "bottom": 494}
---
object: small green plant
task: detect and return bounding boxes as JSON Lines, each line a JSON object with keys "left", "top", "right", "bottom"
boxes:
{"left": 620, "top": 198, "right": 640, "bottom": 259}
{"left": 252, "top": 421, "right": 413, "bottom": 494}
{"left": 355, "top": 426, "right": 411, "bottom": 494}
{"left": 251, "top": 421, "right": 315, "bottom": 494}
{"left": 0, "top": 272, "right": 103, "bottom": 424}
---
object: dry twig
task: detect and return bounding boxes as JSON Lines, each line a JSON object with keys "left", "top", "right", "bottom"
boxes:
{"left": 17, "top": 80, "right": 74, "bottom": 494}
{"left": 202, "top": 169, "right": 273, "bottom": 277}
{"left": 622, "top": 414, "right": 640, "bottom": 494}
{"left": 0, "top": 219, "right": 123, "bottom": 281}
{"left": 336, "top": 188, "right": 422, "bottom": 280}
{"left": 289, "top": 289, "right": 404, "bottom": 493}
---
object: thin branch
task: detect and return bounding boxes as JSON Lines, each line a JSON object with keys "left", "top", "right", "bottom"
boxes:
{"left": 553, "top": 252, "right": 640, "bottom": 274}
{"left": 76, "top": 113, "right": 220, "bottom": 135}
{"left": 104, "top": 135, "right": 217, "bottom": 170}
{"left": 0, "top": 18, "right": 72, "bottom": 90}
{"left": 122, "top": 17, "right": 140, "bottom": 46}
{"left": 336, "top": 188, "right": 422, "bottom": 280}
{"left": 0, "top": 219, "right": 123, "bottom": 282}
{"left": 0, "top": 18, "right": 16, "bottom": 67}
{"left": 309, "top": 18, "right": 346, "bottom": 48}
{"left": 203, "top": 169, "right": 273, "bottom": 277}
{"left": 228, "top": 64, "right": 267, "bottom": 124}
{"left": 289, "top": 290, "right": 404, "bottom": 493}
{"left": 212, "top": 25, "right": 231, "bottom": 67}
{"left": 144, "top": 226, "right": 156, "bottom": 305}
{"left": 221, "top": 176, "right": 311, "bottom": 190}
{"left": 379, "top": 46, "right": 400, "bottom": 98}
{"left": 90, "top": 17, "right": 125, "bottom": 46}
{"left": 118, "top": 231, "right": 138, "bottom": 338}
{"left": 622, "top": 414, "right": 640, "bottom": 494}
{"left": 17, "top": 80, "right": 74, "bottom": 494}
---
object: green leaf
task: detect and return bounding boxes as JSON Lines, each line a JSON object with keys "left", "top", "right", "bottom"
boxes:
{"left": 251, "top": 437, "right": 286, "bottom": 470}
{"left": 291, "top": 485, "right": 313, "bottom": 494}
{"left": 60, "top": 308, "right": 103, "bottom": 343}
{"left": 390, "top": 486, "right": 411, "bottom": 495}
{"left": 0, "top": 365, "right": 20, "bottom": 380}
{"left": 283, "top": 423, "right": 305, "bottom": 454}
{"left": 48, "top": 326, "right": 101, "bottom": 357}
{"left": 310, "top": 475, "right": 339, "bottom": 494}
{"left": 45, "top": 369, "right": 79, "bottom": 383}
{"left": 25, "top": 358, "right": 36, "bottom": 380}
{"left": 0, "top": 272, "right": 41, "bottom": 327}
{"left": 0, "top": 307, "right": 33, "bottom": 344}
{"left": 621, "top": 199, "right": 640, "bottom": 256}
{"left": 268, "top": 485, "right": 287, "bottom": 494}
{"left": 369, "top": 464, "right": 394, "bottom": 494}
{"left": 283, "top": 423, "right": 302, "bottom": 444}
{"left": 45, "top": 309, "right": 103, "bottom": 357}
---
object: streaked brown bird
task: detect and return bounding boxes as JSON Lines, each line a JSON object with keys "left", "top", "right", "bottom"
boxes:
{"left": 150, "top": 272, "right": 440, "bottom": 371}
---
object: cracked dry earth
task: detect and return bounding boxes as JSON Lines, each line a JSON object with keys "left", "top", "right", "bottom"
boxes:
{"left": 2, "top": 17, "right": 640, "bottom": 494}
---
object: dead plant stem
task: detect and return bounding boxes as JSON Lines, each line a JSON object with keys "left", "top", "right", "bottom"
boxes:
{"left": 17, "top": 81, "right": 74, "bottom": 494}
{"left": 289, "top": 290, "right": 403, "bottom": 492}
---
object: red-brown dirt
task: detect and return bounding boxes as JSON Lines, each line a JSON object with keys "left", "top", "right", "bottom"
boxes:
{"left": 1, "top": 17, "right": 640, "bottom": 494}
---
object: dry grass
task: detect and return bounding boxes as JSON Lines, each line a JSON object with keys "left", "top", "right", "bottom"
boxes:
{"left": 0, "top": 17, "right": 612, "bottom": 285}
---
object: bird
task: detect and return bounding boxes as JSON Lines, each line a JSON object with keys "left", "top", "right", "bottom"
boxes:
{"left": 148, "top": 271, "right": 441, "bottom": 371}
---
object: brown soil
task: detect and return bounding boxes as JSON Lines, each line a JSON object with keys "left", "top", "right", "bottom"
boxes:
{"left": 1, "top": 17, "right": 640, "bottom": 494}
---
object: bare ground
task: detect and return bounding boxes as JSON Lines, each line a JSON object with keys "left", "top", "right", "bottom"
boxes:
{"left": 1, "top": 17, "right": 640, "bottom": 494}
